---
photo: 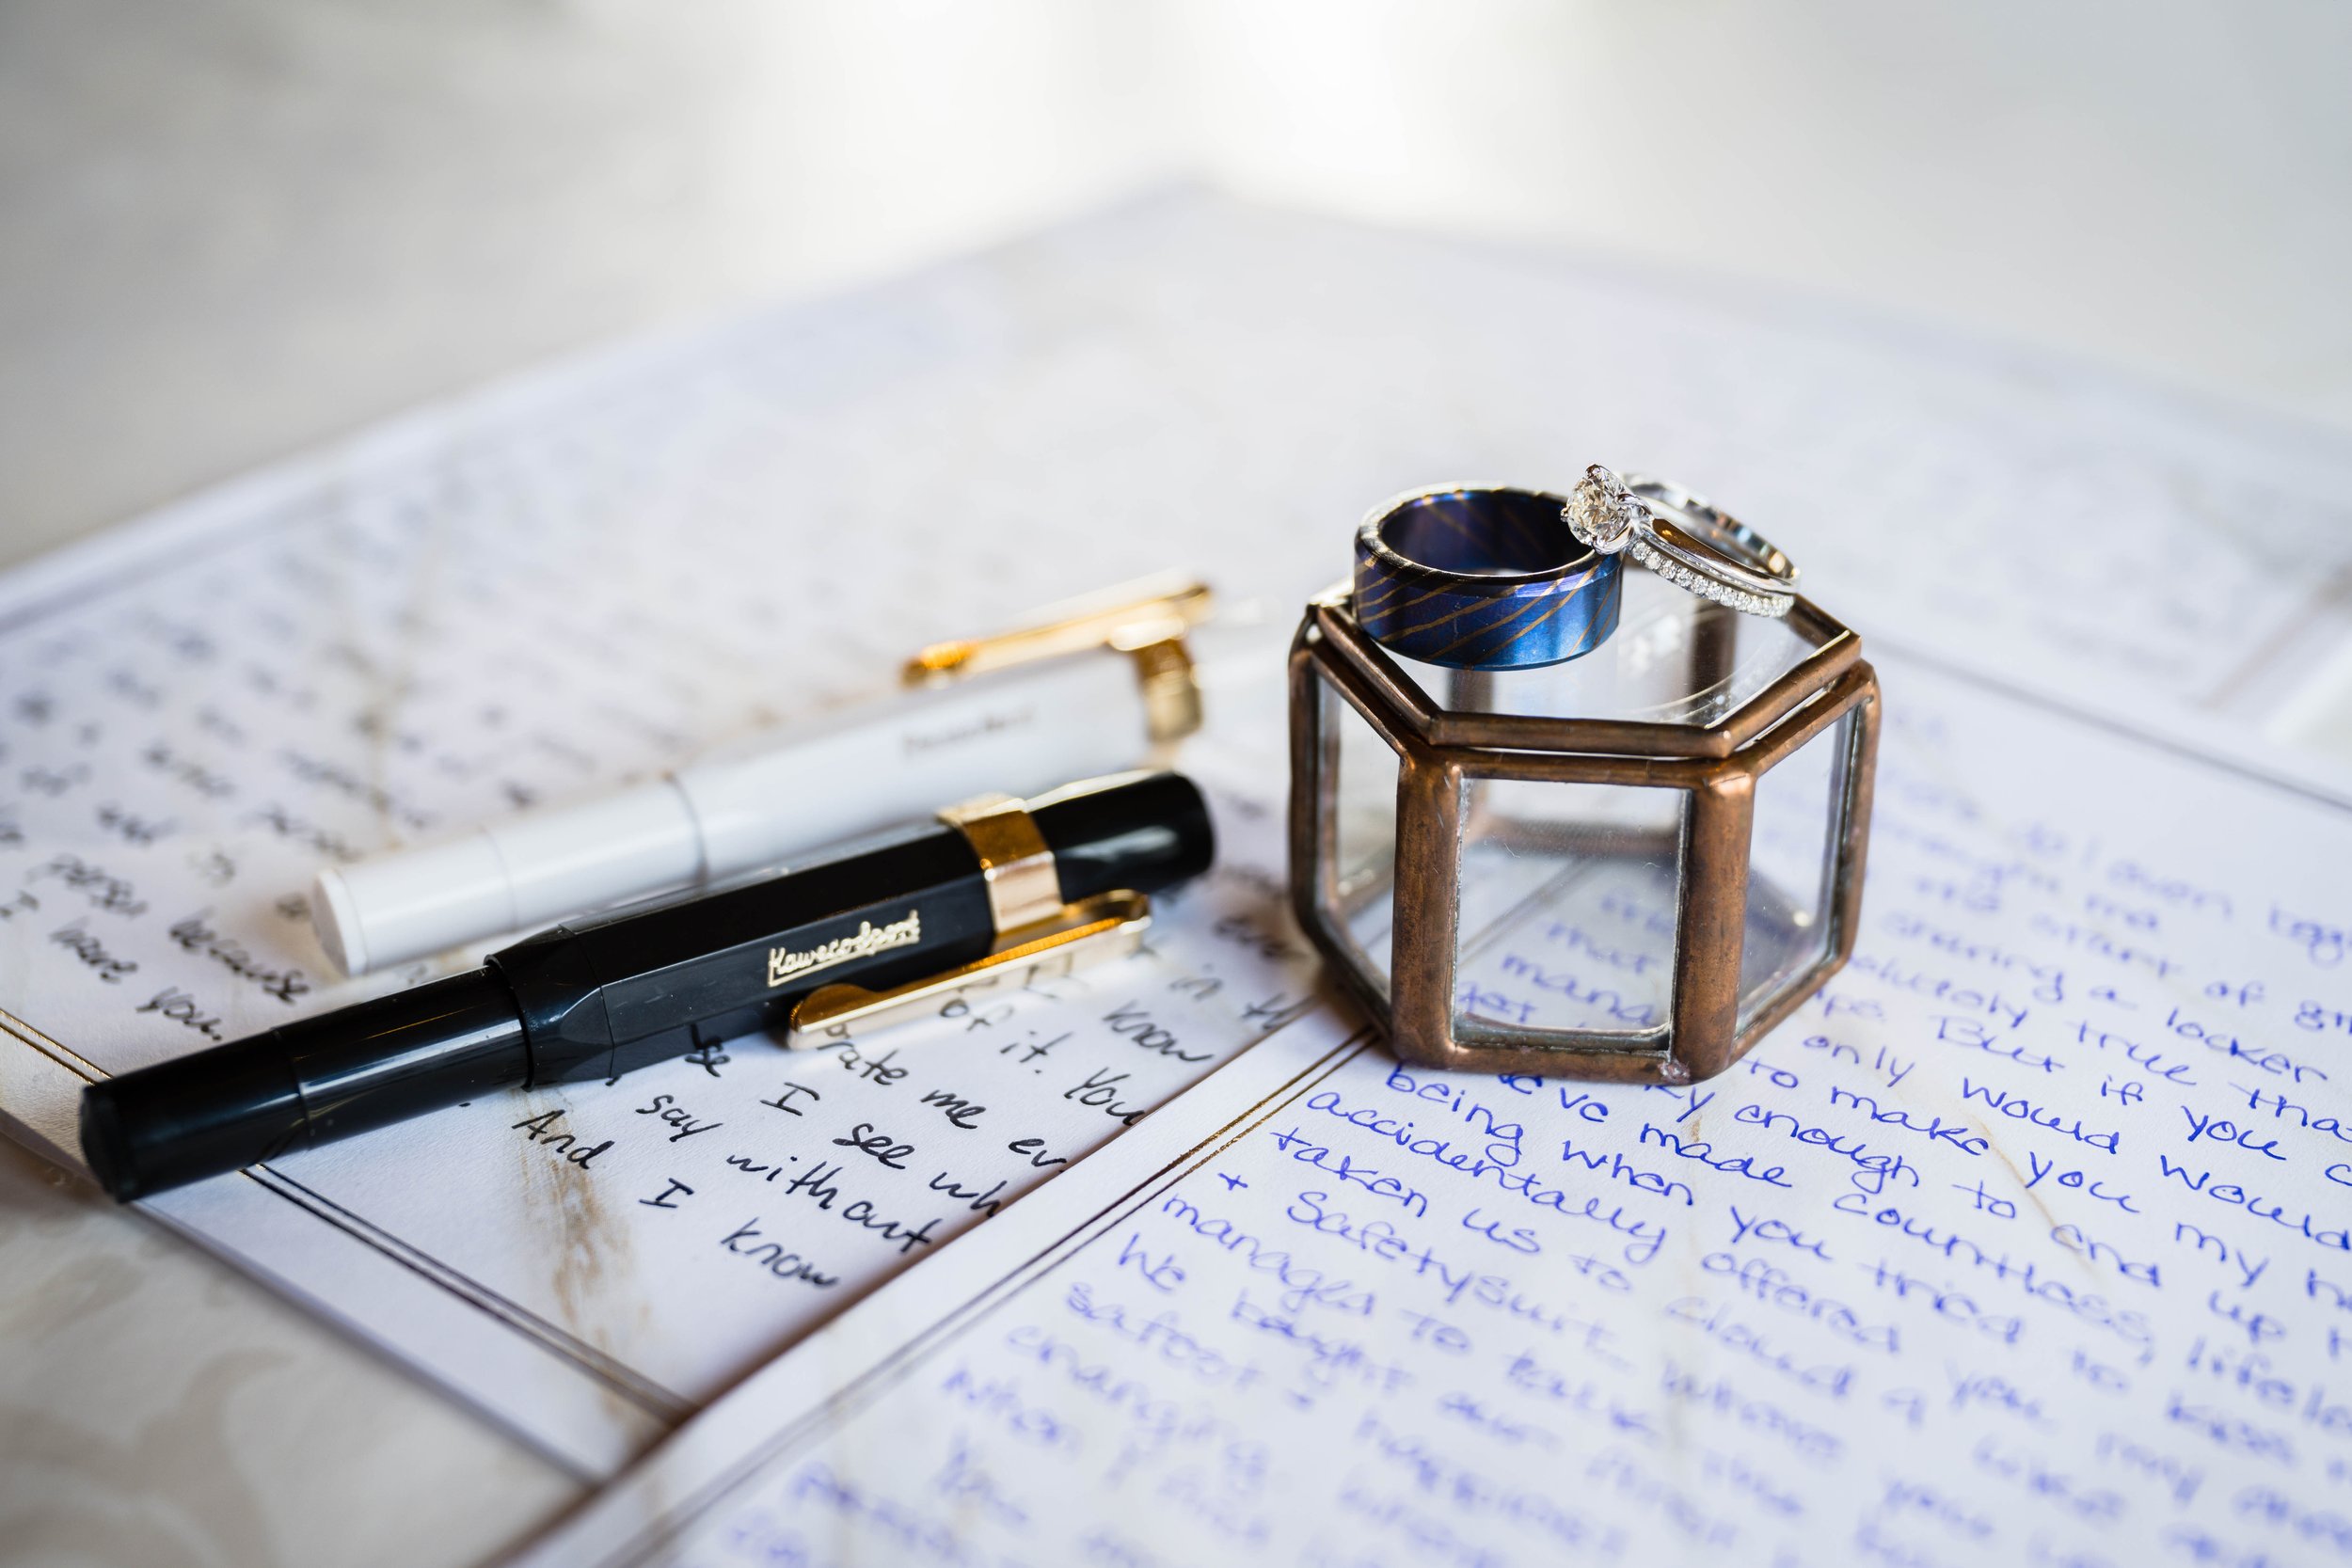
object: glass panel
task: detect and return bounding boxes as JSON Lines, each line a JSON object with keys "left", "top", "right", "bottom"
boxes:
{"left": 1390, "top": 571, "right": 1817, "bottom": 729}
{"left": 1738, "top": 710, "right": 1853, "bottom": 1028}
{"left": 1451, "top": 779, "right": 1685, "bottom": 1047}
{"left": 1315, "top": 673, "right": 1401, "bottom": 996}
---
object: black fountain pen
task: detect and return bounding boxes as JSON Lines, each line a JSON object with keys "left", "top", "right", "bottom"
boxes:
{"left": 82, "top": 770, "right": 1212, "bottom": 1201}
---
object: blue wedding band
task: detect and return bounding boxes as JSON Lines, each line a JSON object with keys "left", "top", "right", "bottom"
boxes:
{"left": 1353, "top": 484, "right": 1622, "bottom": 670}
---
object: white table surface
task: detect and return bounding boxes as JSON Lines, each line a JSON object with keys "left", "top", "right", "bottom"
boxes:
{"left": 0, "top": 1136, "right": 580, "bottom": 1567}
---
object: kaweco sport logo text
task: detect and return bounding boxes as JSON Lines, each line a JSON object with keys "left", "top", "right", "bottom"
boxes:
{"left": 766, "top": 911, "right": 922, "bottom": 988}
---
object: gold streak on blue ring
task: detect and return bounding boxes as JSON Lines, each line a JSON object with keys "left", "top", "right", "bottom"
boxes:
{"left": 1353, "top": 483, "right": 1622, "bottom": 671}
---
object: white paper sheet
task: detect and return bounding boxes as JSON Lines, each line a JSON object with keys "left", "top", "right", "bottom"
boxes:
{"left": 4, "top": 194, "right": 2349, "bottom": 1481}
{"left": 511, "top": 648, "right": 2352, "bottom": 1568}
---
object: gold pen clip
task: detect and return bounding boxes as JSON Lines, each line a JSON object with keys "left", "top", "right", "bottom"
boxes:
{"left": 785, "top": 889, "right": 1152, "bottom": 1046}
{"left": 901, "top": 572, "right": 1214, "bottom": 746}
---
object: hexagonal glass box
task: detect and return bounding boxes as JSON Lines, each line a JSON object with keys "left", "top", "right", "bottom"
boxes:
{"left": 1287, "top": 569, "right": 1880, "bottom": 1083}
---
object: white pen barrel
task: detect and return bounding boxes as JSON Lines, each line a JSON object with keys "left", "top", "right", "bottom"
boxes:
{"left": 313, "top": 786, "right": 703, "bottom": 975}
{"left": 311, "top": 649, "right": 1152, "bottom": 974}
{"left": 680, "top": 652, "right": 1146, "bottom": 880}
{"left": 492, "top": 786, "right": 708, "bottom": 930}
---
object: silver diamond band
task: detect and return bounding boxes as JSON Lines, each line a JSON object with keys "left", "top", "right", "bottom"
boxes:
{"left": 1565, "top": 464, "right": 1799, "bottom": 618}
{"left": 1626, "top": 536, "right": 1791, "bottom": 616}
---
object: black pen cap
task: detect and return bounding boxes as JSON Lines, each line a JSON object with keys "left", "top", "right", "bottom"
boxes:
{"left": 81, "top": 970, "right": 528, "bottom": 1202}
{"left": 1028, "top": 769, "right": 1215, "bottom": 903}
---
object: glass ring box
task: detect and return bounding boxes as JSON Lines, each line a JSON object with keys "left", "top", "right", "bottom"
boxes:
{"left": 1287, "top": 570, "right": 1881, "bottom": 1083}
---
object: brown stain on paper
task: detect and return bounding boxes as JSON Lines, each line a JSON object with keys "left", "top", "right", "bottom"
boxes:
{"left": 511, "top": 1087, "right": 653, "bottom": 1421}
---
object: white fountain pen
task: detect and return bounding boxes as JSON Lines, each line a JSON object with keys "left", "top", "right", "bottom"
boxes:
{"left": 310, "top": 575, "right": 1212, "bottom": 975}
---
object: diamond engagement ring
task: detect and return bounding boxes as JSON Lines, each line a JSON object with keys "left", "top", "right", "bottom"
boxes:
{"left": 1565, "top": 465, "right": 1798, "bottom": 617}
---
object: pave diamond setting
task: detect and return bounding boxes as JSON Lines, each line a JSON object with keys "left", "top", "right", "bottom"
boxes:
{"left": 1565, "top": 464, "right": 1643, "bottom": 555}
{"left": 1627, "top": 537, "right": 1792, "bottom": 616}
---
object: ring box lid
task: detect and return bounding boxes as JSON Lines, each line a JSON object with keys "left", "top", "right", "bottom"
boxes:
{"left": 1302, "top": 574, "right": 1861, "bottom": 760}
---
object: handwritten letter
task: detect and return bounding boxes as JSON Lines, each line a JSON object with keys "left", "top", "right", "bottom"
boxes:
{"left": 516, "top": 653, "right": 2352, "bottom": 1568}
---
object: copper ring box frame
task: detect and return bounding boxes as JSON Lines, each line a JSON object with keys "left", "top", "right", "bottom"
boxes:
{"left": 1289, "top": 482, "right": 1881, "bottom": 1083}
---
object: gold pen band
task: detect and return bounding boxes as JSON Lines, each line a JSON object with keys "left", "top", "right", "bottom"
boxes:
{"left": 937, "top": 794, "right": 1065, "bottom": 932}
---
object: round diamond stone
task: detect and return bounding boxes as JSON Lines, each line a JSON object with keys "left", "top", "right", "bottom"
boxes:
{"left": 1565, "top": 464, "right": 1641, "bottom": 554}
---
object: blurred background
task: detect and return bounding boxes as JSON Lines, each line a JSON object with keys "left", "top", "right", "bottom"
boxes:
{"left": 3, "top": 0, "right": 2348, "bottom": 572}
